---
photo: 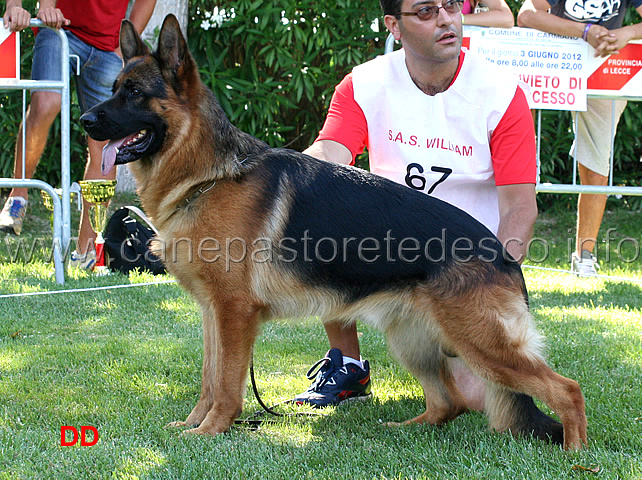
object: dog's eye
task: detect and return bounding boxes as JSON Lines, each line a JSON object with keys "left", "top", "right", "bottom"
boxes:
{"left": 129, "top": 88, "right": 142, "bottom": 97}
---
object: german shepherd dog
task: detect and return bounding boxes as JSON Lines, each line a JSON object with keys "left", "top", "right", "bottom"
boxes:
{"left": 81, "top": 15, "right": 587, "bottom": 450}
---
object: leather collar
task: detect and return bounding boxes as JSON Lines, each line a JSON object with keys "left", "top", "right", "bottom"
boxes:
{"left": 176, "top": 179, "right": 217, "bottom": 210}
{"left": 176, "top": 154, "right": 250, "bottom": 210}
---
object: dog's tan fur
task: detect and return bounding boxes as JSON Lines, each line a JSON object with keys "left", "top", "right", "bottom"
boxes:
{"left": 82, "top": 15, "right": 588, "bottom": 450}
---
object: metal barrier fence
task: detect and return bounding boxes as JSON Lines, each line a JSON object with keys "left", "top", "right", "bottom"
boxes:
{"left": 384, "top": 30, "right": 642, "bottom": 197}
{"left": 0, "top": 20, "right": 72, "bottom": 284}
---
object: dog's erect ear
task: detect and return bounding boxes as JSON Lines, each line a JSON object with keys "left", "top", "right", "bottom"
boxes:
{"left": 157, "top": 14, "right": 190, "bottom": 77}
{"left": 120, "top": 19, "right": 150, "bottom": 63}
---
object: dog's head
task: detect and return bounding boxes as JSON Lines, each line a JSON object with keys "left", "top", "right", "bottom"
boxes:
{"left": 80, "top": 14, "right": 198, "bottom": 176}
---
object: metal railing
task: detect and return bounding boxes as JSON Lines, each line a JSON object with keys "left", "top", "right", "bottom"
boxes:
{"left": 534, "top": 106, "right": 641, "bottom": 196}
{"left": 0, "top": 19, "right": 72, "bottom": 284}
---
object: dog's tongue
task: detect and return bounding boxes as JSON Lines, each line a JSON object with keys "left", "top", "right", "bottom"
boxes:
{"left": 102, "top": 138, "right": 127, "bottom": 176}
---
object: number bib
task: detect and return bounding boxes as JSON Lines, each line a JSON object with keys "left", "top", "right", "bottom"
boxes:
{"left": 352, "top": 49, "right": 520, "bottom": 234}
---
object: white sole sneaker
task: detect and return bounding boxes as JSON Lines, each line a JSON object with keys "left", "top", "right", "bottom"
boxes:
{"left": 69, "top": 250, "right": 97, "bottom": 271}
{"left": 0, "top": 197, "right": 27, "bottom": 235}
{"left": 571, "top": 252, "right": 599, "bottom": 277}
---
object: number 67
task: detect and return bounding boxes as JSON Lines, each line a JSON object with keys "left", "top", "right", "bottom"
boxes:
{"left": 404, "top": 163, "right": 453, "bottom": 195}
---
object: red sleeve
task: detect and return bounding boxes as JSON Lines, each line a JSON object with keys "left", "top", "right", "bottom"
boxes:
{"left": 490, "top": 85, "right": 537, "bottom": 186}
{"left": 315, "top": 74, "right": 368, "bottom": 165}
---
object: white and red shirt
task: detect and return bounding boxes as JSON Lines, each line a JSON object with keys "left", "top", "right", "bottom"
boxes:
{"left": 316, "top": 49, "right": 536, "bottom": 234}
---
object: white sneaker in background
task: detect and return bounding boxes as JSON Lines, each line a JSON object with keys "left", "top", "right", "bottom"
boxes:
{"left": 70, "top": 250, "right": 97, "bottom": 272}
{"left": 571, "top": 251, "right": 599, "bottom": 277}
{"left": 0, "top": 196, "right": 28, "bottom": 235}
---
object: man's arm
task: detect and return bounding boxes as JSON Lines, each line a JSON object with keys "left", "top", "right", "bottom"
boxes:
{"left": 35, "top": 0, "right": 70, "bottom": 30}
{"left": 128, "top": 0, "right": 157, "bottom": 34}
{"left": 596, "top": 5, "right": 642, "bottom": 56}
{"left": 303, "top": 139, "right": 352, "bottom": 165}
{"left": 496, "top": 183, "right": 538, "bottom": 264}
{"left": 518, "top": 0, "right": 617, "bottom": 56}
{"left": 114, "top": 0, "right": 156, "bottom": 57}
{"left": 3, "top": 0, "right": 69, "bottom": 31}
{"left": 463, "top": 0, "right": 514, "bottom": 28}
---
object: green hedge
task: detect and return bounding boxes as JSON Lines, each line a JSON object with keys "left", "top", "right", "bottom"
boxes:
{"left": 1, "top": 0, "right": 639, "bottom": 205}
{"left": 187, "top": 0, "right": 383, "bottom": 167}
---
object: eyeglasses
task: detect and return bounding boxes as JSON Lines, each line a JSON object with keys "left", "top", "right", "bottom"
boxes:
{"left": 397, "top": 0, "right": 464, "bottom": 21}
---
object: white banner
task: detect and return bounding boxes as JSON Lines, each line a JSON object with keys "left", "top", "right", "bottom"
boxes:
{"left": 464, "top": 26, "right": 588, "bottom": 111}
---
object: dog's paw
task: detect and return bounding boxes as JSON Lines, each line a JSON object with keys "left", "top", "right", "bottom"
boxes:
{"left": 181, "top": 425, "right": 228, "bottom": 437}
{"left": 381, "top": 420, "right": 404, "bottom": 428}
{"left": 166, "top": 420, "right": 199, "bottom": 429}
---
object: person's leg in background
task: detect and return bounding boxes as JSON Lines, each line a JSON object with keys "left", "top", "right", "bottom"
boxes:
{"left": 68, "top": 31, "right": 122, "bottom": 268}
{"left": 0, "top": 28, "right": 63, "bottom": 235}
{"left": 571, "top": 98, "right": 627, "bottom": 276}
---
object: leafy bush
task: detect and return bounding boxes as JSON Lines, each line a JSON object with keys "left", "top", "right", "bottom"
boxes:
{"left": 187, "top": 1, "right": 383, "bottom": 169}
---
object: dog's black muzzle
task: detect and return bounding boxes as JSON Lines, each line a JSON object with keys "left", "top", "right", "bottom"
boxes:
{"left": 80, "top": 109, "right": 111, "bottom": 142}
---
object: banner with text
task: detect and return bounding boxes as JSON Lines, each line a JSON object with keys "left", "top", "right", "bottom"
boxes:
{"left": 585, "top": 41, "right": 642, "bottom": 98}
{"left": 464, "top": 26, "right": 587, "bottom": 111}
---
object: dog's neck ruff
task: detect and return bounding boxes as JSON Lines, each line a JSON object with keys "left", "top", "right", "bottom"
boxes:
{"left": 175, "top": 154, "right": 250, "bottom": 210}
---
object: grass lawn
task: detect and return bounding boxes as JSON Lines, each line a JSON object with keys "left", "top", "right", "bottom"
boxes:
{"left": 0, "top": 192, "right": 640, "bottom": 479}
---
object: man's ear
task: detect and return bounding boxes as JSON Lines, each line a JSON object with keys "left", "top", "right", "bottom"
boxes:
{"left": 384, "top": 15, "right": 402, "bottom": 41}
{"left": 120, "top": 19, "right": 150, "bottom": 63}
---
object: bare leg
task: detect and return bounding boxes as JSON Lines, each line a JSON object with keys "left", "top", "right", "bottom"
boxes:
{"left": 7, "top": 91, "right": 61, "bottom": 200}
{"left": 576, "top": 163, "right": 608, "bottom": 256}
{"left": 449, "top": 358, "right": 485, "bottom": 411}
{"left": 324, "top": 320, "right": 360, "bottom": 359}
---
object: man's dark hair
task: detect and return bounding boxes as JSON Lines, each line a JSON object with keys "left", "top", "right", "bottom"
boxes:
{"left": 380, "top": 0, "right": 403, "bottom": 16}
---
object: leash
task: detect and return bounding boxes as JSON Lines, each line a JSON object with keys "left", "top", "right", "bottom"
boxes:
{"left": 233, "top": 354, "right": 324, "bottom": 429}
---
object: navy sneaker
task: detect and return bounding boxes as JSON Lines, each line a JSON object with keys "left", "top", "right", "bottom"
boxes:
{"left": 295, "top": 348, "right": 371, "bottom": 408}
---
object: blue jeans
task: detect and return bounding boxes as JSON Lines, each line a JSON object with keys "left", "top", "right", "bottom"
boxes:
{"left": 31, "top": 27, "right": 123, "bottom": 112}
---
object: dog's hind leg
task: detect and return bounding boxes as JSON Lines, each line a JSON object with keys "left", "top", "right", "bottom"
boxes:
{"left": 183, "top": 298, "right": 262, "bottom": 436}
{"left": 431, "top": 286, "right": 587, "bottom": 450}
{"left": 480, "top": 363, "right": 586, "bottom": 450}
{"left": 485, "top": 385, "right": 564, "bottom": 445}
{"left": 385, "top": 319, "right": 468, "bottom": 426}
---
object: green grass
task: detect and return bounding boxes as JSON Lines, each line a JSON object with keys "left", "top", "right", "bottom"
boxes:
{"left": 0, "top": 193, "right": 641, "bottom": 479}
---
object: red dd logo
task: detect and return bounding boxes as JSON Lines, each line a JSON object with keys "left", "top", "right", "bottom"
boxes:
{"left": 60, "top": 426, "right": 99, "bottom": 446}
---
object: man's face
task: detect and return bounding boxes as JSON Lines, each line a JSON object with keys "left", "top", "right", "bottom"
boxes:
{"left": 386, "top": 0, "right": 463, "bottom": 65}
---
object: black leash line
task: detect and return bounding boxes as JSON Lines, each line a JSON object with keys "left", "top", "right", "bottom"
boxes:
{"left": 233, "top": 355, "right": 323, "bottom": 429}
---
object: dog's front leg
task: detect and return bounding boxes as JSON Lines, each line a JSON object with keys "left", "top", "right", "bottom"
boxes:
{"left": 184, "top": 299, "right": 261, "bottom": 436}
{"left": 167, "top": 304, "right": 217, "bottom": 429}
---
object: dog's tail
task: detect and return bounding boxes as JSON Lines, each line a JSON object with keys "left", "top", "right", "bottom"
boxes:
{"left": 485, "top": 386, "right": 564, "bottom": 445}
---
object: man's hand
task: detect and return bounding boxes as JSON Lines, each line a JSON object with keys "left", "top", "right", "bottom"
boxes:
{"left": 3, "top": 6, "right": 31, "bottom": 32}
{"left": 36, "top": 7, "right": 70, "bottom": 30}
{"left": 582, "top": 24, "right": 617, "bottom": 57}
{"left": 594, "top": 26, "right": 636, "bottom": 57}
